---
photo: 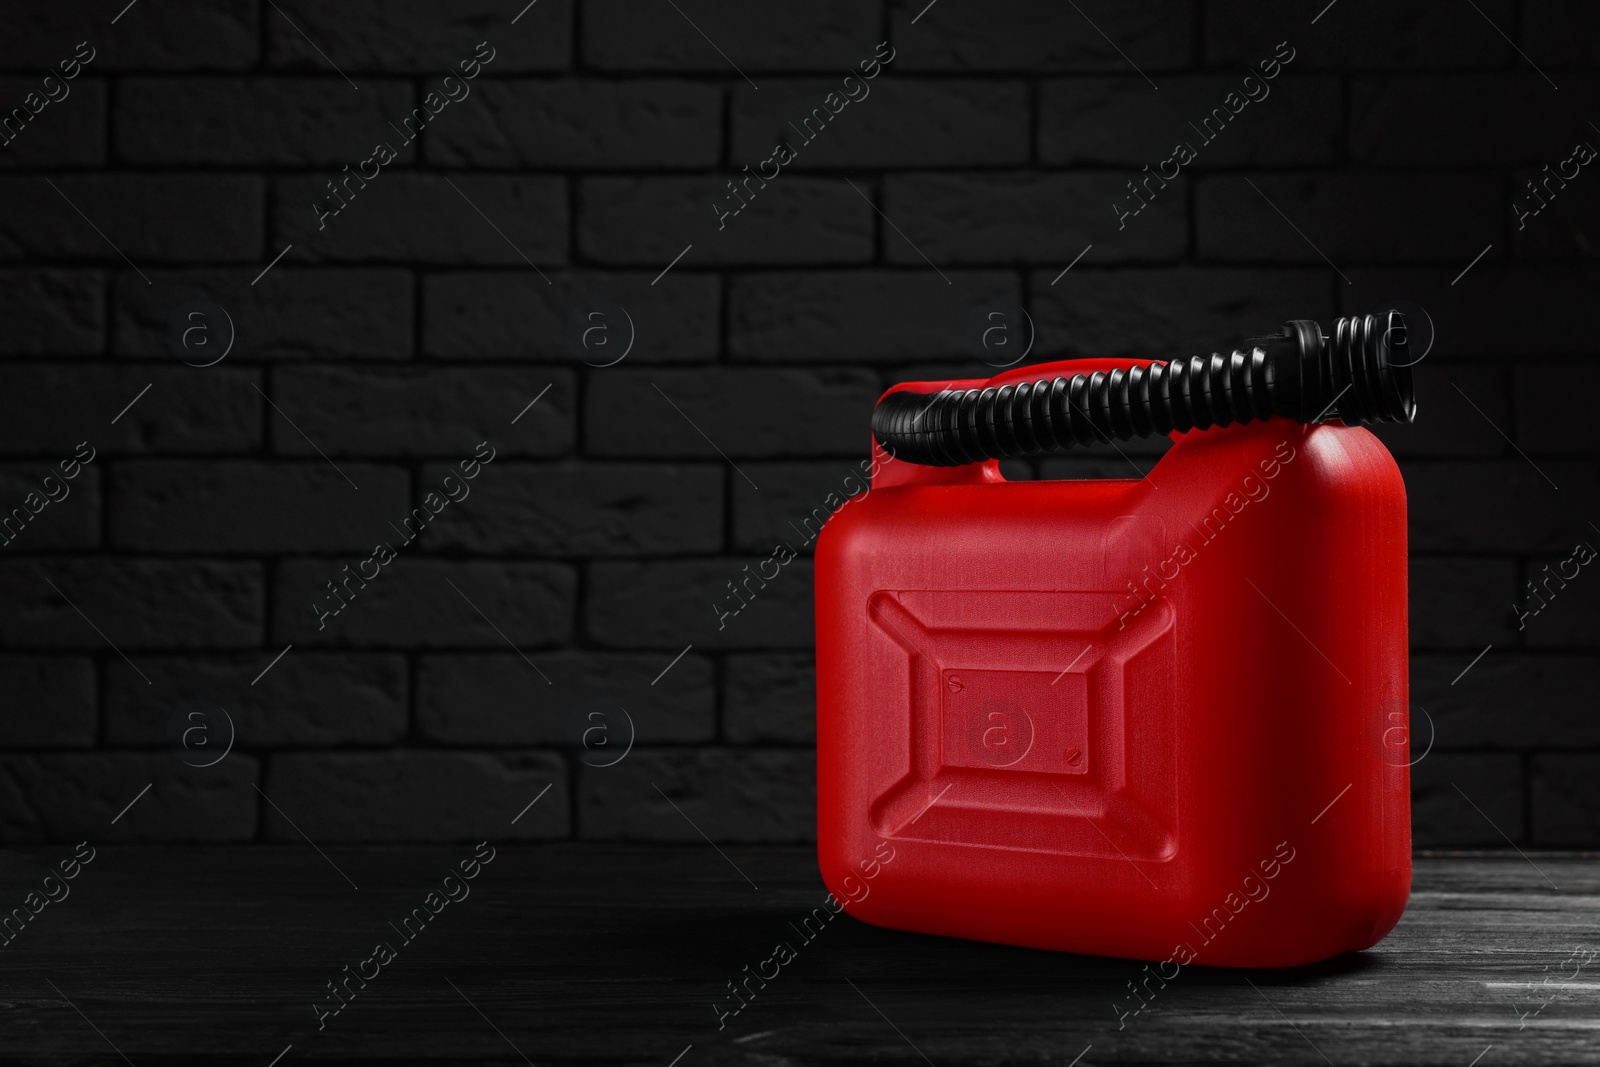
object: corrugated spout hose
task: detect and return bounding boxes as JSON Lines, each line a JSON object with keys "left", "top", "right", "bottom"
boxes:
{"left": 871, "top": 312, "right": 1417, "bottom": 467}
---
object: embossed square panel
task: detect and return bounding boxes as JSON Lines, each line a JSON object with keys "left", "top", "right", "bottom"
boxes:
{"left": 866, "top": 589, "right": 1177, "bottom": 861}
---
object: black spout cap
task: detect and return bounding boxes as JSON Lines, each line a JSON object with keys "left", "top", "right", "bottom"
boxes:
{"left": 1250, "top": 311, "right": 1417, "bottom": 427}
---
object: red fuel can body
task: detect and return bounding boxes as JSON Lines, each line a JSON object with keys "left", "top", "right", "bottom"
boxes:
{"left": 815, "top": 356, "right": 1411, "bottom": 968}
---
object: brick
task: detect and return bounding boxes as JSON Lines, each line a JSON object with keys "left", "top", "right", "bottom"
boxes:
{"left": 730, "top": 79, "right": 1029, "bottom": 169}
{"left": 1411, "top": 753, "right": 1522, "bottom": 848}
{"left": 0, "top": 175, "right": 262, "bottom": 262}
{"left": 422, "top": 270, "right": 718, "bottom": 362}
{"left": 0, "top": 656, "right": 95, "bottom": 746}
{"left": 1513, "top": 363, "right": 1600, "bottom": 455}
{"left": 1056, "top": 444, "right": 1150, "bottom": 476}
{"left": 0, "top": 463, "right": 100, "bottom": 551}
{"left": 264, "top": 751, "right": 568, "bottom": 841}
{"left": 0, "top": 754, "right": 258, "bottom": 842}
{"left": 1405, "top": 462, "right": 1594, "bottom": 552}
{"left": 419, "top": 462, "right": 723, "bottom": 556}
{"left": 893, "top": 0, "right": 1193, "bottom": 72}
{"left": 115, "top": 78, "right": 416, "bottom": 166}
{"left": 584, "top": 368, "right": 880, "bottom": 459}
{"left": 884, "top": 173, "right": 1186, "bottom": 265}
{"left": 273, "top": 174, "right": 566, "bottom": 264}
{"left": 1030, "top": 267, "right": 1331, "bottom": 359}
{"left": 0, "top": 2, "right": 257, "bottom": 71}
{"left": 1032, "top": 428, "right": 1172, "bottom": 465}
{"left": 1369, "top": 364, "right": 1509, "bottom": 459}
{"left": 728, "top": 270, "right": 1020, "bottom": 362}
{"left": 579, "top": 176, "right": 872, "bottom": 265}
{"left": 104, "top": 653, "right": 406, "bottom": 747}
{"left": 1060, "top": 439, "right": 1169, "bottom": 471}
{"left": 1521, "top": 550, "right": 1600, "bottom": 649}
{"left": 1409, "top": 557, "right": 1520, "bottom": 649}
{"left": 0, "top": 559, "right": 262, "bottom": 650}
{"left": 429, "top": 79, "right": 720, "bottom": 168}
{"left": 1342, "top": 267, "right": 1600, "bottom": 356}
{"left": 725, "top": 654, "right": 814, "bottom": 744}
{"left": 1412, "top": 653, "right": 1600, "bottom": 748}
{"left": 1036, "top": 454, "right": 1165, "bottom": 479}
{"left": 0, "top": 365, "right": 261, "bottom": 456}
{"left": 416, "top": 651, "right": 715, "bottom": 744}
{"left": 274, "top": 559, "right": 576, "bottom": 647}
{"left": 1511, "top": 163, "right": 1600, "bottom": 260}
{"left": 1040, "top": 76, "right": 1341, "bottom": 167}
{"left": 1532, "top": 754, "right": 1600, "bottom": 845}
{"left": 1196, "top": 174, "right": 1501, "bottom": 263}
{"left": 112, "top": 268, "right": 413, "bottom": 360}
{"left": 583, "top": 0, "right": 877, "bottom": 71}
{"left": 587, "top": 559, "right": 814, "bottom": 650}
{"left": 0, "top": 270, "right": 102, "bottom": 355}
{"left": 1207, "top": 0, "right": 1513, "bottom": 70}
{"left": 1522, "top": 1, "right": 1600, "bottom": 67}
{"left": 1350, "top": 76, "right": 1598, "bottom": 166}
{"left": 732, "top": 461, "right": 871, "bottom": 553}
{"left": 578, "top": 748, "right": 812, "bottom": 842}
{"left": 999, "top": 457, "right": 1038, "bottom": 481}
{"left": 110, "top": 461, "right": 411, "bottom": 553}
{"left": 270, "top": 367, "right": 575, "bottom": 457}
{"left": 268, "top": 0, "right": 570, "bottom": 73}
{"left": 0, "top": 78, "right": 104, "bottom": 167}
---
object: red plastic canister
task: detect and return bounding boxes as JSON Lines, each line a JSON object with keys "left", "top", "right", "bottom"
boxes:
{"left": 815, "top": 355, "right": 1411, "bottom": 968}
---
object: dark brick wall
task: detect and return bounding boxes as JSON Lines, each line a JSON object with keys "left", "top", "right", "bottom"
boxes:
{"left": 0, "top": 0, "right": 1595, "bottom": 848}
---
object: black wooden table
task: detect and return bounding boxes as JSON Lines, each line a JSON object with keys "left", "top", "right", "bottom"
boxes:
{"left": 1, "top": 845, "right": 1596, "bottom": 1065}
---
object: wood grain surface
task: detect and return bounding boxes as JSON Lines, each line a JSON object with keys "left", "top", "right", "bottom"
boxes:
{"left": 0, "top": 846, "right": 1596, "bottom": 1065}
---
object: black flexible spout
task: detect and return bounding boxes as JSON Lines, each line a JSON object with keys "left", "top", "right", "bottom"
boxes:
{"left": 871, "top": 311, "right": 1417, "bottom": 467}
